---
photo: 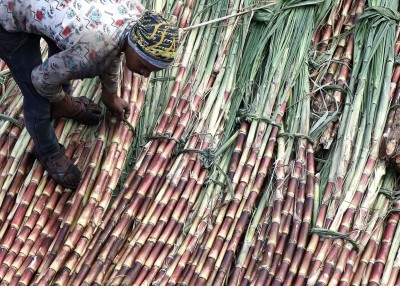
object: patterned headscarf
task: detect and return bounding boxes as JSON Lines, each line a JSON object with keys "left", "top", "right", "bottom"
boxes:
{"left": 128, "top": 11, "right": 179, "bottom": 69}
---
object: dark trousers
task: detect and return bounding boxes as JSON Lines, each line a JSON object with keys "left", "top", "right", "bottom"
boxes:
{"left": 0, "top": 26, "right": 70, "bottom": 154}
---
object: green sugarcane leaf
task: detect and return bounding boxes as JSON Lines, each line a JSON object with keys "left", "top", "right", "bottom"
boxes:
{"left": 310, "top": 109, "right": 340, "bottom": 138}
{"left": 359, "top": 6, "right": 400, "bottom": 22}
{"left": 282, "top": 0, "right": 324, "bottom": 10}
{"left": 253, "top": 8, "right": 275, "bottom": 22}
{"left": 310, "top": 111, "right": 328, "bottom": 135}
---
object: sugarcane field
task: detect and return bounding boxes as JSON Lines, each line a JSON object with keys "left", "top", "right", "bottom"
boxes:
{"left": 1, "top": 0, "right": 400, "bottom": 285}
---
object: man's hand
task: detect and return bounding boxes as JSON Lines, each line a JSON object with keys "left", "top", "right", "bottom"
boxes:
{"left": 101, "top": 90, "right": 131, "bottom": 120}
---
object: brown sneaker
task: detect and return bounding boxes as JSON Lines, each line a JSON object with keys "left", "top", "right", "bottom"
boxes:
{"left": 33, "top": 144, "right": 81, "bottom": 189}
{"left": 51, "top": 95, "right": 102, "bottom": 125}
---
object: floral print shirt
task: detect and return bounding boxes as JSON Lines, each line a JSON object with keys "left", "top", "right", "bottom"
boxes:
{"left": 0, "top": 0, "right": 144, "bottom": 101}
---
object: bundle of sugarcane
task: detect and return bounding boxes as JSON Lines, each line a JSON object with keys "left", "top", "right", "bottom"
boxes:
{"left": 310, "top": 0, "right": 365, "bottom": 150}
{"left": 297, "top": 1, "right": 400, "bottom": 285}
{"left": 218, "top": 1, "right": 327, "bottom": 284}
{"left": 31, "top": 0, "right": 265, "bottom": 285}
{"left": 0, "top": 62, "right": 149, "bottom": 286}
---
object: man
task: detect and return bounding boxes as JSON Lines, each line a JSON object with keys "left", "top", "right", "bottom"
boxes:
{"left": 0, "top": 1, "right": 179, "bottom": 189}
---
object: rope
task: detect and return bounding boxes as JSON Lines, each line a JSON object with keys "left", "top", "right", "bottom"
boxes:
{"left": 310, "top": 227, "right": 361, "bottom": 253}
{"left": 236, "top": 111, "right": 282, "bottom": 128}
{"left": 147, "top": 133, "right": 234, "bottom": 198}
{"left": 277, "top": 132, "right": 315, "bottom": 145}
{"left": 0, "top": 114, "right": 23, "bottom": 129}
{"left": 178, "top": 147, "right": 234, "bottom": 198}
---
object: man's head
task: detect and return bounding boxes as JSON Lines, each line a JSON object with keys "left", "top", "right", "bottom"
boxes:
{"left": 125, "top": 11, "right": 179, "bottom": 77}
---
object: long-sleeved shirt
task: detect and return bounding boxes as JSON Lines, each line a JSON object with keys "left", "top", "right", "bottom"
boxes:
{"left": 0, "top": 0, "right": 144, "bottom": 101}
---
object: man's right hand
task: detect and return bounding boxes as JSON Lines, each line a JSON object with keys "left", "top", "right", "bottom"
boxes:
{"left": 101, "top": 90, "right": 131, "bottom": 121}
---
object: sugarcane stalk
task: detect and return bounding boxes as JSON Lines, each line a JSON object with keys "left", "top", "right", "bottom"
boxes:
{"left": 156, "top": 0, "right": 208, "bottom": 135}
{"left": 1, "top": 183, "right": 70, "bottom": 285}
{"left": 34, "top": 117, "right": 109, "bottom": 284}
{"left": 132, "top": 166, "right": 207, "bottom": 285}
{"left": 368, "top": 199, "right": 400, "bottom": 286}
{"left": 316, "top": 0, "right": 365, "bottom": 148}
{"left": 350, "top": 198, "right": 389, "bottom": 285}
{"left": 0, "top": 96, "right": 23, "bottom": 140}
{"left": 0, "top": 127, "right": 31, "bottom": 208}
{"left": 313, "top": 1, "right": 363, "bottom": 200}
{"left": 377, "top": 207, "right": 400, "bottom": 285}
{"left": 388, "top": 241, "right": 400, "bottom": 286}
{"left": 39, "top": 121, "right": 123, "bottom": 284}
{"left": 273, "top": 82, "right": 311, "bottom": 285}
{"left": 70, "top": 72, "right": 146, "bottom": 285}
{"left": 257, "top": 70, "right": 310, "bottom": 286}
{"left": 282, "top": 143, "right": 315, "bottom": 286}
{"left": 166, "top": 128, "right": 245, "bottom": 285}
{"left": 0, "top": 145, "right": 35, "bottom": 228}
{"left": 56, "top": 117, "right": 136, "bottom": 284}
{"left": 330, "top": 164, "right": 388, "bottom": 286}
{"left": 0, "top": 115, "right": 24, "bottom": 171}
{"left": 104, "top": 156, "right": 199, "bottom": 285}
{"left": 0, "top": 160, "right": 40, "bottom": 250}
{"left": 313, "top": 163, "right": 386, "bottom": 286}
{"left": 0, "top": 170, "right": 55, "bottom": 279}
{"left": 228, "top": 134, "right": 278, "bottom": 286}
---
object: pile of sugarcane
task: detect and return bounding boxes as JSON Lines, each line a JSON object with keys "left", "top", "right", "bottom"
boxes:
{"left": 0, "top": 0, "right": 400, "bottom": 285}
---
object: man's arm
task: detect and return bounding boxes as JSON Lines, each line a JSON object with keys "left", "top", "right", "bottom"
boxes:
{"left": 99, "top": 54, "right": 131, "bottom": 120}
{"left": 31, "top": 42, "right": 111, "bottom": 102}
{"left": 31, "top": 39, "right": 130, "bottom": 120}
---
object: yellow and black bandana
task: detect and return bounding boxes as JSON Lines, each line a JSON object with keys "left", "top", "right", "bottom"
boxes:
{"left": 128, "top": 11, "right": 179, "bottom": 69}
